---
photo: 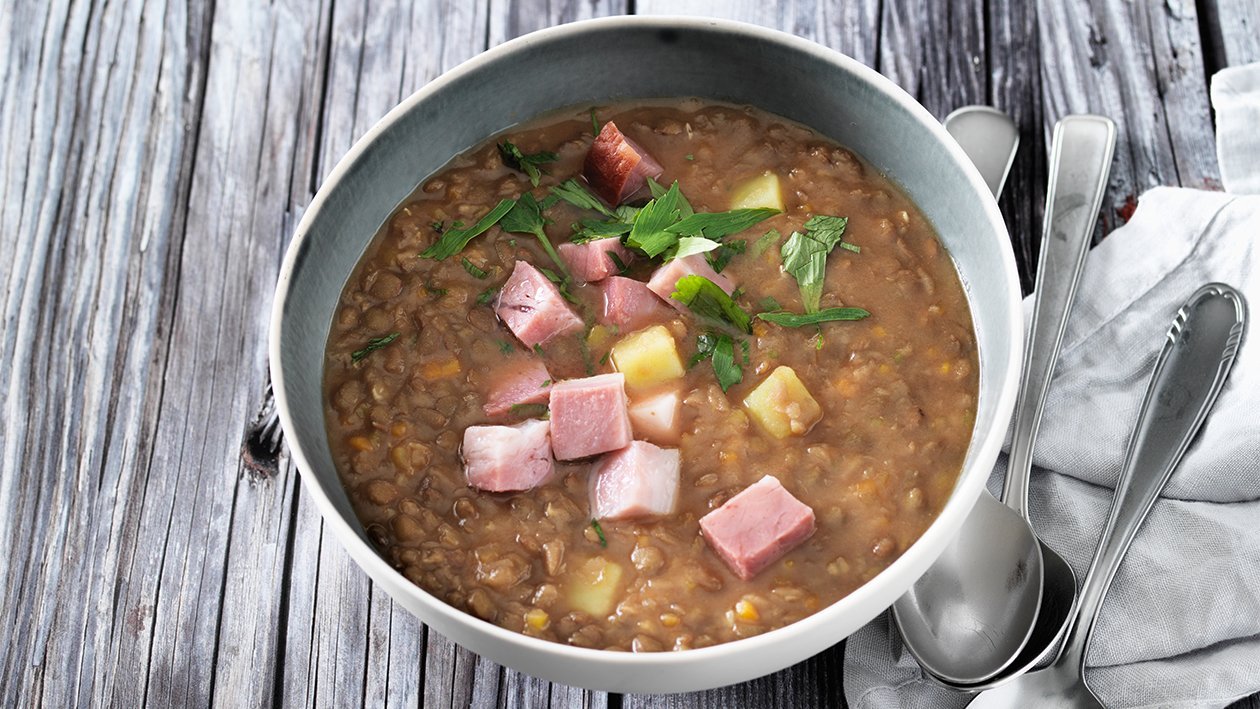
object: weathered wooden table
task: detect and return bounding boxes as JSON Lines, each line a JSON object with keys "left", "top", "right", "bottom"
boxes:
{"left": 3, "top": 1, "right": 1258, "bottom": 706}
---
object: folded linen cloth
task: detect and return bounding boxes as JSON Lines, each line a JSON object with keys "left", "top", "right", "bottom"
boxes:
{"left": 843, "top": 63, "right": 1260, "bottom": 709}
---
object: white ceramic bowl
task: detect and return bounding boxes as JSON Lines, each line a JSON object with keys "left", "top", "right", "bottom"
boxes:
{"left": 270, "top": 16, "right": 1022, "bottom": 693}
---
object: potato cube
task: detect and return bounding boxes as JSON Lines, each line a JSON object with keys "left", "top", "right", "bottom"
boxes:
{"left": 567, "top": 557, "right": 624, "bottom": 617}
{"left": 742, "top": 366, "right": 822, "bottom": 439}
{"left": 610, "top": 325, "right": 685, "bottom": 390}
{"left": 730, "top": 172, "right": 784, "bottom": 211}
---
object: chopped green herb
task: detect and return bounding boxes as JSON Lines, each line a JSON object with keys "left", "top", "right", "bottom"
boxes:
{"left": 599, "top": 350, "right": 610, "bottom": 366}
{"left": 571, "top": 218, "right": 633, "bottom": 243}
{"left": 538, "top": 266, "right": 564, "bottom": 284}
{"left": 591, "top": 518, "right": 607, "bottom": 547}
{"left": 537, "top": 193, "right": 561, "bottom": 211}
{"left": 685, "top": 154, "right": 694, "bottom": 161}
{"left": 648, "top": 177, "right": 693, "bottom": 218}
{"left": 606, "top": 249, "right": 629, "bottom": 274}
{"left": 508, "top": 238, "right": 518, "bottom": 247}
{"left": 351, "top": 332, "right": 400, "bottom": 362}
{"left": 627, "top": 181, "right": 684, "bottom": 257}
{"left": 707, "top": 239, "right": 747, "bottom": 273}
{"left": 500, "top": 193, "right": 569, "bottom": 279}
{"left": 533, "top": 343, "right": 545, "bottom": 357}
{"left": 671, "top": 275, "right": 752, "bottom": 334}
{"left": 690, "top": 332, "right": 743, "bottom": 392}
{"left": 710, "top": 334, "right": 742, "bottom": 392}
{"left": 539, "top": 379, "right": 551, "bottom": 388}
{"left": 590, "top": 108, "right": 601, "bottom": 136}
{"left": 498, "top": 141, "right": 557, "bottom": 187}
{"left": 751, "top": 229, "right": 781, "bottom": 257}
{"left": 780, "top": 215, "right": 853, "bottom": 313}
{"left": 756, "top": 307, "right": 871, "bottom": 327}
{"left": 424, "top": 280, "right": 449, "bottom": 298}
{"left": 666, "top": 208, "right": 779, "bottom": 240}
{"left": 510, "top": 403, "right": 550, "bottom": 418}
{"left": 497, "top": 339, "right": 514, "bottom": 355}
{"left": 420, "top": 199, "right": 514, "bottom": 259}
{"left": 812, "top": 332, "right": 825, "bottom": 350}
{"left": 461, "top": 257, "right": 489, "bottom": 279}
{"left": 669, "top": 236, "right": 722, "bottom": 261}
{"left": 431, "top": 220, "right": 445, "bottom": 233}
{"left": 551, "top": 179, "right": 616, "bottom": 218}
{"left": 476, "top": 287, "right": 498, "bottom": 305}
{"left": 758, "top": 295, "right": 782, "bottom": 311}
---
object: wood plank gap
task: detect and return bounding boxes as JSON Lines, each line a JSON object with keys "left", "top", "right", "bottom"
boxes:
{"left": 309, "top": 0, "right": 339, "bottom": 194}
{"left": 270, "top": 463, "right": 305, "bottom": 708}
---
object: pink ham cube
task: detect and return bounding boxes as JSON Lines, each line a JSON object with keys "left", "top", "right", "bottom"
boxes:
{"left": 482, "top": 355, "right": 551, "bottom": 417}
{"left": 599, "top": 276, "right": 672, "bottom": 332}
{"left": 558, "top": 237, "right": 632, "bottom": 283}
{"left": 495, "top": 260, "right": 584, "bottom": 348}
{"left": 628, "top": 388, "right": 682, "bottom": 445}
{"left": 589, "top": 441, "right": 680, "bottom": 521}
{"left": 462, "top": 418, "right": 553, "bottom": 492}
{"left": 583, "top": 121, "right": 665, "bottom": 206}
{"left": 549, "top": 373, "right": 632, "bottom": 460}
{"left": 646, "top": 255, "right": 736, "bottom": 312}
{"left": 699, "top": 475, "right": 816, "bottom": 580}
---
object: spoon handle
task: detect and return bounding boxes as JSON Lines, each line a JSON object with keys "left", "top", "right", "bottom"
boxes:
{"left": 1003, "top": 115, "right": 1117, "bottom": 518}
{"left": 1056, "top": 283, "right": 1248, "bottom": 672}
{"left": 944, "top": 106, "right": 1020, "bottom": 199}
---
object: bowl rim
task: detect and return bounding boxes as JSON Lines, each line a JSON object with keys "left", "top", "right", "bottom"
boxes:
{"left": 269, "top": 13, "right": 1022, "bottom": 679}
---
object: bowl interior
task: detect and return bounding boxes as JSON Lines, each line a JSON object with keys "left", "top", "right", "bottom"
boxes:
{"left": 272, "top": 17, "right": 1020, "bottom": 692}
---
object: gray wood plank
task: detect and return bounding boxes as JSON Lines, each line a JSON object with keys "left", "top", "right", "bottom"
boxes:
{"left": 1201, "top": 0, "right": 1260, "bottom": 70}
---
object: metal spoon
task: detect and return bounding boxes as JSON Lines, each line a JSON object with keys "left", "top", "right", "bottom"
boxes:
{"left": 969, "top": 282, "right": 1247, "bottom": 707}
{"left": 893, "top": 113, "right": 1116, "bottom": 685}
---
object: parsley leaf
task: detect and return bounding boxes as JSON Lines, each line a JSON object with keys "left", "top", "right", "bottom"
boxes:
{"left": 627, "top": 181, "right": 683, "bottom": 257}
{"left": 666, "top": 208, "right": 779, "bottom": 239}
{"left": 571, "top": 218, "right": 633, "bottom": 243}
{"left": 757, "top": 307, "right": 870, "bottom": 326}
{"left": 420, "top": 199, "right": 515, "bottom": 260}
{"left": 551, "top": 179, "right": 616, "bottom": 218}
{"left": 591, "top": 518, "right": 607, "bottom": 547}
{"left": 669, "top": 236, "right": 721, "bottom": 261}
{"left": 648, "top": 177, "right": 693, "bottom": 218}
{"left": 351, "top": 332, "right": 400, "bottom": 362}
{"left": 500, "top": 193, "right": 569, "bottom": 280}
{"left": 751, "top": 229, "right": 781, "bottom": 257}
{"left": 780, "top": 215, "right": 852, "bottom": 313}
{"left": 510, "top": 403, "right": 550, "bottom": 418}
{"left": 461, "top": 257, "right": 489, "bottom": 279}
{"left": 476, "top": 287, "right": 498, "bottom": 305}
{"left": 498, "top": 141, "right": 557, "bottom": 187}
{"left": 707, "top": 238, "right": 746, "bottom": 273}
{"left": 711, "top": 334, "right": 742, "bottom": 392}
{"left": 670, "top": 275, "right": 752, "bottom": 334}
{"left": 690, "top": 332, "right": 743, "bottom": 392}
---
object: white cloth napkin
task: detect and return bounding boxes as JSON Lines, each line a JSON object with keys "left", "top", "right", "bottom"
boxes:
{"left": 842, "top": 63, "right": 1260, "bottom": 709}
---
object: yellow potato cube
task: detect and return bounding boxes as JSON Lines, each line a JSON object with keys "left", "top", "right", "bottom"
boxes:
{"left": 567, "top": 557, "right": 624, "bottom": 617}
{"left": 610, "top": 325, "right": 685, "bottom": 390}
{"left": 730, "top": 172, "right": 784, "bottom": 211}
{"left": 742, "top": 366, "right": 823, "bottom": 439}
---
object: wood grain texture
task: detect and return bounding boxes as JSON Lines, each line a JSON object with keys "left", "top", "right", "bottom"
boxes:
{"left": 0, "top": 0, "right": 1255, "bottom": 707}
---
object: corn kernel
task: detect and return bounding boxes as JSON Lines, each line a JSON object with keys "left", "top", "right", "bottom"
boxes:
{"left": 735, "top": 599, "right": 759, "bottom": 623}
{"left": 835, "top": 378, "right": 857, "bottom": 397}
{"left": 871, "top": 325, "right": 887, "bottom": 338}
{"left": 421, "top": 357, "right": 461, "bottom": 380}
{"left": 348, "top": 435, "right": 373, "bottom": 452}
{"left": 939, "top": 361, "right": 952, "bottom": 375}
{"left": 660, "top": 613, "right": 681, "bottom": 628}
{"left": 525, "top": 608, "right": 550, "bottom": 631}
{"left": 390, "top": 422, "right": 408, "bottom": 437}
{"left": 878, "top": 363, "right": 892, "bottom": 375}
{"left": 719, "top": 450, "right": 738, "bottom": 464}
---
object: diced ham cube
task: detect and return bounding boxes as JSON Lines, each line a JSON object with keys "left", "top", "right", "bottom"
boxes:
{"left": 462, "top": 419, "right": 553, "bottom": 492}
{"left": 482, "top": 355, "right": 551, "bottom": 417}
{"left": 558, "top": 237, "right": 633, "bottom": 283}
{"left": 589, "top": 441, "right": 680, "bottom": 521}
{"left": 628, "top": 388, "right": 682, "bottom": 445}
{"left": 495, "top": 260, "right": 584, "bottom": 347}
{"left": 549, "top": 373, "right": 633, "bottom": 460}
{"left": 583, "top": 121, "right": 664, "bottom": 206}
{"left": 599, "top": 276, "right": 672, "bottom": 332}
{"left": 699, "top": 475, "right": 816, "bottom": 580}
{"left": 646, "top": 255, "right": 736, "bottom": 312}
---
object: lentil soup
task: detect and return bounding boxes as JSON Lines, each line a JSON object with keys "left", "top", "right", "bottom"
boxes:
{"left": 323, "top": 100, "right": 978, "bottom": 651}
